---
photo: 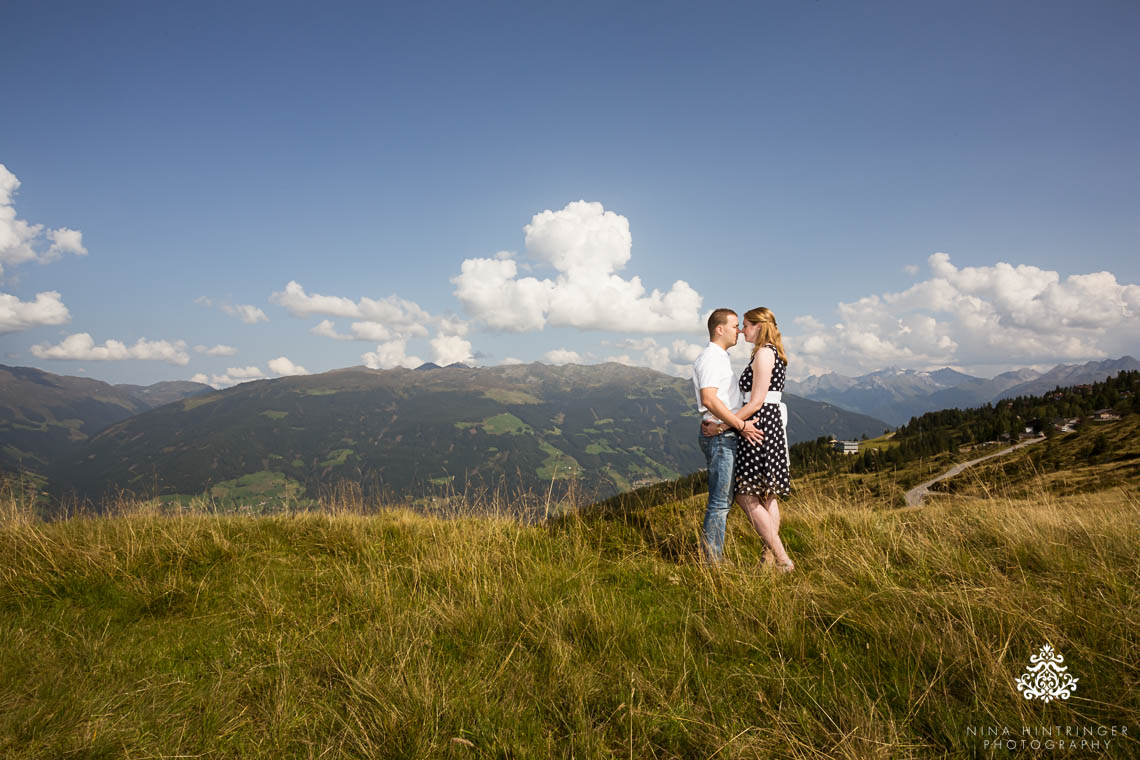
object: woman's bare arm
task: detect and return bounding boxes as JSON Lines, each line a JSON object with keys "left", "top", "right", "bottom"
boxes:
{"left": 735, "top": 347, "right": 776, "bottom": 420}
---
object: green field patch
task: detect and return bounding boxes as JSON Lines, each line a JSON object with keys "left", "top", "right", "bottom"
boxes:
{"left": 585, "top": 442, "right": 619, "bottom": 455}
{"left": 859, "top": 433, "right": 898, "bottom": 452}
{"left": 208, "top": 471, "right": 304, "bottom": 502}
{"left": 485, "top": 413, "right": 531, "bottom": 434}
{"left": 182, "top": 395, "right": 220, "bottom": 411}
{"left": 291, "top": 458, "right": 305, "bottom": 468}
{"left": 482, "top": 389, "right": 542, "bottom": 405}
{"left": 299, "top": 388, "right": 338, "bottom": 396}
{"left": 537, "top": 441, "right": 580, "bottom": 480}
{"left": 319, "top": 449, "right": 353, "bottom": 467}
{"left": 259, "top": 410, "right": 289, "bottom": 420}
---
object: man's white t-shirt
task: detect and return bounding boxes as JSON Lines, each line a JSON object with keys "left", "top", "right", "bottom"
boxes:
{"left": 692, "top": 342, "right": 742, "bottom": 423}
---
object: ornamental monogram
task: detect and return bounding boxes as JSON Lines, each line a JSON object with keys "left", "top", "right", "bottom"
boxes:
{"left": 1016, "top": 644, "right": 1078, "bottom": 702}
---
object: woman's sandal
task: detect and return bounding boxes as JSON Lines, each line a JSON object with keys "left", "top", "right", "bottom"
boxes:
{"left": 776, "top": 561, "right": 795, "bottom": 574}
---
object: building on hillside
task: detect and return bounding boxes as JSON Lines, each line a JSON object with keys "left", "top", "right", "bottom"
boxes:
{"left": 833, "top": 440, "right": 860, "bottom": 455}
{"left": 1051, "top": 417, "right": 1081, "bottom": 432}
{"left": 1091, "top": 409, "right": 1122, "bottom": 422}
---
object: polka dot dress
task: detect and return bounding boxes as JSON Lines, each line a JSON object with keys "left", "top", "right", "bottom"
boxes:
{"left": 735, "top": 344, "right": 792, "bottom": 497}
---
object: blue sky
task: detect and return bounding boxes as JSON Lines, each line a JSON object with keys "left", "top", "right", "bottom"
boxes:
{"left": 2, "top": 0, "right": 1137, "bottom": 386}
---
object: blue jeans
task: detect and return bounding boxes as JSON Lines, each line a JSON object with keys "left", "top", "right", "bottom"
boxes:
{"left": 698, "top": 431, "right": 736, "bottom": 562}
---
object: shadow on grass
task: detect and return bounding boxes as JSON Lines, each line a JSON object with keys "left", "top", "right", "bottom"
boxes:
{"left": 557, "top": 470, "right": 710, "bottom": 564}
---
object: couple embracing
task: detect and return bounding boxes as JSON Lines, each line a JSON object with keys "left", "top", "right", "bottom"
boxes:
{"left": 691, "top": 307, "right": 794, "bottom": 571}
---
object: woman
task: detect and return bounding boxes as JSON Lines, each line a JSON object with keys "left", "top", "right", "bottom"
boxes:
{"left": 706, "top": 307, "right": 794, "bottom": 571}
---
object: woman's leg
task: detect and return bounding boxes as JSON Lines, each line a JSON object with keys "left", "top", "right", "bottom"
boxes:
{"left": 761, "top": 495, "right": 792, "bottom": 570}
{"left": 739, "top": 491, "right": 793, "bottom": 570}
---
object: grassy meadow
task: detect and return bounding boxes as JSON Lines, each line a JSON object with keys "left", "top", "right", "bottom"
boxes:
{"left": 1, "top": 478, "right": 1138, "bottom": 758}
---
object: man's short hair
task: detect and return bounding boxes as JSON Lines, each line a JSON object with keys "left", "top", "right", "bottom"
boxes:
{"left": 707, "top": 308, "right": 737, "bottom": 339}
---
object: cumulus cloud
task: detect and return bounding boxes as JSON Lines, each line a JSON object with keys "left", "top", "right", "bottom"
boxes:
{"left": 362, "top": 340, "right": 424, "bottom": 370}
{"left": 45, "top": 228, "right": 87, "bottom": 259}
{"left": 430, "top": 334, "right": 473, "bottom": 366}
{"left": 791, "top": 253, "right": 1140, "bottom": 375}
{"left": 227, "top": 366, "right": 266, "bottom": 379}
{"left": 271, "top": 281, "right": 430, "bottom": 334}
{"left": 603, "top": 337, "right": 705, "bottom": 377}
{"left": 310, "top": 319, "right": 351, "bottom": 340}
{"left": 453, "top": 201, "right": 702, "bottom": 333}
{"left": 221, "top": 303, "right": 268, "bottom": 324}
{"left": 0, "top": 164, "right": 88, "bottom": 278}
{"left": 193, "top": 296, "right": 214, "bottom": 307}
{"left": 30, "top": 333, "right": 190, "bottom": 365}
{"left": 194, "top": 365, "right": 266, "bottom": 389}
{"left": 194, "top": 344, "right": 237, "bottom": 356}
{"left": 543, "top": 348, "right": 582, "bottom": 365}
{"left": 268, "top": 356, "right": 309, "bottom": 376}
{"left": 0, "top": 290, "right": 71, "bottom": 333}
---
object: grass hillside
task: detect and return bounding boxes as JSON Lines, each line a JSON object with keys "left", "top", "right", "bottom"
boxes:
{"left": 930, "top": 414, "right": 1140, "bottom": 499}
{"left": 1, "top": 483, "right": 1137, "bottom": 758}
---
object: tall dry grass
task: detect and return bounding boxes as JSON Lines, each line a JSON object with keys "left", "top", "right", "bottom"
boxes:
{"left": 0, "top": 477, "right": 1137, "bottom": 758}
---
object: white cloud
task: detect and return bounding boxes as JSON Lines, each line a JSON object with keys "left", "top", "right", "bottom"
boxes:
{"left": 221, "top": 303, "right": 268, "bottom": 324}
{"left": 543, "top": 348, "right": 582, "bottom": 365}
{"left": 453, "top": 201, "right": 702, "bottom": 333}
{"left": 499, "top": 357, "right": 525, "bottom": 366}
{"left": 194, "top": 344, "right": 237, "bottom": 356}
{"left": 347, "top": 320, "right": 396, "bottom": 341}
{"left": 194, "top": 296, "right": 214, "bottom": 307}
{"left": 431, "top": 334, "right": 474, "bottom": 366}
{"left": 310, "top": 319, "right": 352, "bottom": 340}
{"left": 904, "top": 264, "right": 919, "bottom": 275}
{"left": 227, "top": 366, "right": 266, "bottom": 379}
{"left": 30, "top": 333, "right": 190, "bottom": 365}
{"left": 271, "top": 281, "right": 430, "bottom": 335}
{"left": 197, "top": 365, "right": 266, "bottom": 389}
{"left": 0, "top": 290, "right": 71, "bottom": 333}
{"left": 268, "top": 356, "right": 309, "bottom": 376}
{"left": 791, "top": 253, "right": 1140, "bottom": 375}
{"left": 362, "top": 340, "right": 423, "bottom": 370}
{"left": 643, "top": 338, "right": 707, "bottom": 377}
{"left": 45, "top": 228, "right": 87, "bottom": 260}
{"left": 189, "top": 372, "right": 209, "bottom": 384}
{"left": 0, "top": 165, "right": 88, "bottom": 278}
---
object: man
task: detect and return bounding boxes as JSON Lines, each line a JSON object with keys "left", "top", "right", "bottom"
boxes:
{"left": 691, "top": 308, "right": 762, "bottom": 563}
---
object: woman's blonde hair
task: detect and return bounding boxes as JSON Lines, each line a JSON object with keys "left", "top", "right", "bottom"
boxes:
{"left": 742, "top": 306, "right": 788, "bottom": 364}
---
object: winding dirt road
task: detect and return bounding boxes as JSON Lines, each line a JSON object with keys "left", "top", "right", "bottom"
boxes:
{"left": 903, "top": 436, "right": 1045, "bottom": 506}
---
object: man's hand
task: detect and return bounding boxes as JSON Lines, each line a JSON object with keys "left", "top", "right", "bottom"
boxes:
{"left": 700, "top": 419, "right": 721, "bottom": 437}
{"left": 741, "top": 419, "right": 764, "bottom": 445}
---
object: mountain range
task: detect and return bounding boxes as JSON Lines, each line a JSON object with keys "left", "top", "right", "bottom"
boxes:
{"left": 0, "top": 364, "right": 211, "bottom": 472}
{"left": 786, "top": 356, "right": 1140, "bottom": 425}
{"left": 1, "top": 362, "right": 888, "bottom": 507}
